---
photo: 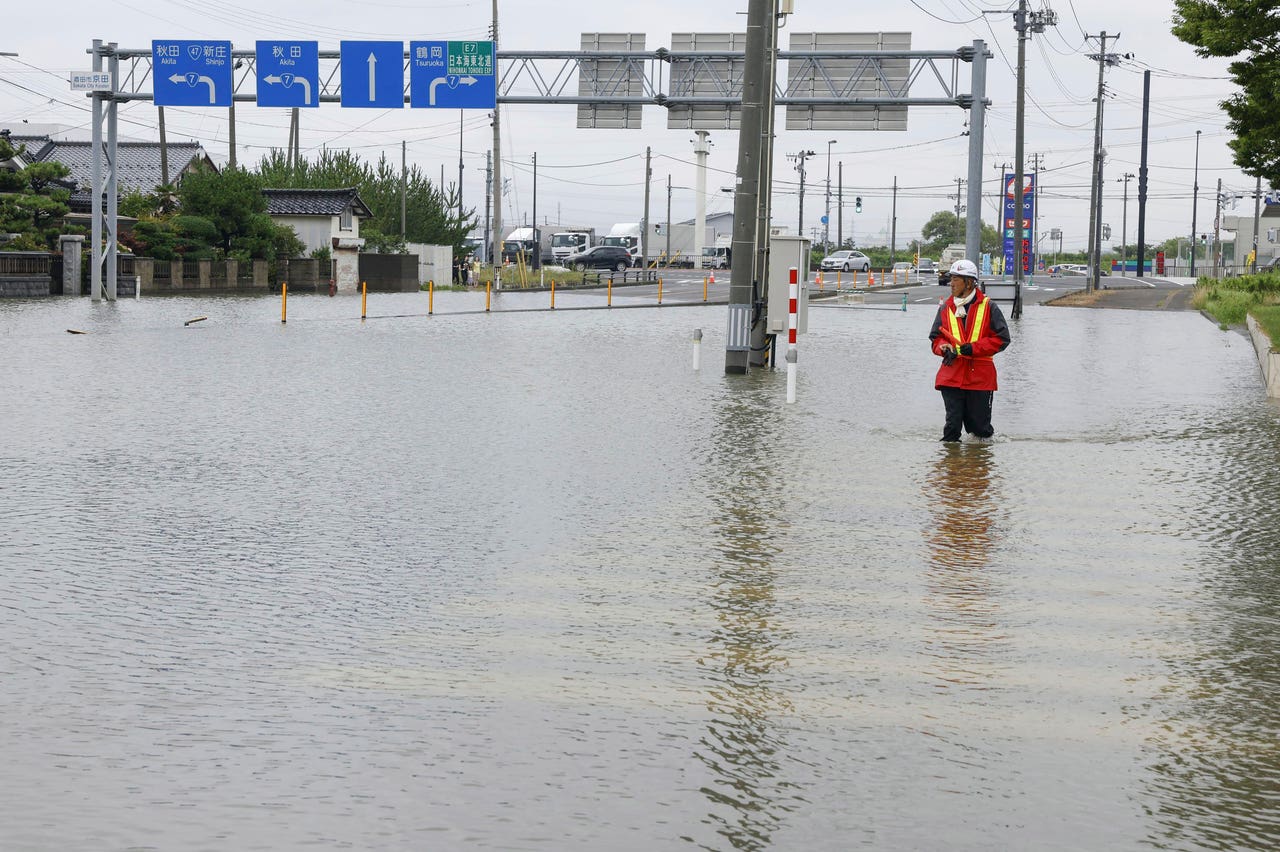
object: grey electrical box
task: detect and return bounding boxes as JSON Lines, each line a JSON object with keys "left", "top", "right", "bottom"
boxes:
{"left": 766, "top": 233, "right": 811, "bottom": 336}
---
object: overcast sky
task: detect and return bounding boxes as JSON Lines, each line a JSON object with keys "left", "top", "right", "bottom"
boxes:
{"left": 0, "top": 0, "right": 1249, "bottom": 254}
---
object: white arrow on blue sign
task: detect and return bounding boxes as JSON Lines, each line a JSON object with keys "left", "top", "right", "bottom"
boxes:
{"left": 152, "top": 40, "right": 233, "bottom": 107}
{"left": 256, "top": 41, "right": 319, "bottom": 108}
{"left": 409, "top": 41, "right": 496, "bottom": 109}
{"left": 340, "top": 41, "right": 404, "bottom": 108}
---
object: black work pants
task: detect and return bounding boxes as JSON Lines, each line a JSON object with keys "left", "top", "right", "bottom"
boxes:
{"left": 939, "top": 386, "right": 994, "bottom": 442}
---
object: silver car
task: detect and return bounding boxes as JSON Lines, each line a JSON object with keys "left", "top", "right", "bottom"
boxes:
{"left": 819, "top": 249, "right": 871, "bottom": 272}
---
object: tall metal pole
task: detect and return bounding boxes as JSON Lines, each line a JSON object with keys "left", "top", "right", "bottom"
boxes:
{"left": 90, "top": 39, "right": 103, "bottom": 301}
{"left": 749, "top": 5, "right": 781, "bottom": 366}
{"left": 1136, "top": 69, "right": 1150, "bottom": 278}
{"left": 457, "top": 111, "right": 464, "bottom": 225}
{"left": 531, "top": 151, "right": 537, "bottom": 268}
{"left": 158, "top": 106, "right": 169, "bottom": 187}
{"left": 965, "top": 40, "right": 988, "bottom": 266}
{"left": 797, "top": 154, "right": 808, "bottom": 236}
{"left": 228, "top": 98, "right": 237, "bottom": 169}
{"left": 491, "top": 0, "right": 502, "bottom": 290}
{"left": 484, "top": 149, "right": 492, "bottom": 265}
{"left": 1120, "top": 172, "right": 1133, "bottom": 276}
{"left": 106, "top": 45, "right": 119, "bottom": 301}
{"left": 726, "top": 0, "right": 772, "bottom": 374}
{"left": 401, "top": 140, "right": 407, "bottom": 242}
{"left": 1191, "top": 129, "right": 1201, "bottom": 277}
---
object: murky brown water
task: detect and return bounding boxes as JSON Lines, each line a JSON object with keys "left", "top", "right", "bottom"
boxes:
{"left": 2, "top": 290, "right": 1277, "bottom": 850}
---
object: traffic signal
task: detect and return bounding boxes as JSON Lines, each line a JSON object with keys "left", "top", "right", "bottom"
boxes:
{"left": 855, "top": 196, "right": 863, "bottom": 213}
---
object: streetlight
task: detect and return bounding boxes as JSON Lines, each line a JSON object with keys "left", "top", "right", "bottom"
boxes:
{"left": 792, "top": 150, "right": 816, "bottom": 237}
{"left": 1118, "top": 172, "right": 1135, "bottom": 277}
{"left": 824, "top": 139, "right": 836, "bottom": 250}
{"left": 1191, "top": 129, "right": 1201, "bottom": 277}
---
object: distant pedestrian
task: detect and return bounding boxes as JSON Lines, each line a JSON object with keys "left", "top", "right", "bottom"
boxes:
{"left": 929, "top": 259, "right": 1011, "bottom": 442}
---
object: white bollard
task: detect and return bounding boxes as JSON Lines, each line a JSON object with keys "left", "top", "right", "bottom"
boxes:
{"left": 135, "top": 274, "right": 140, "bottom": 300}
{"left": 692, "top": 328, "right": 703, "bottom": 371}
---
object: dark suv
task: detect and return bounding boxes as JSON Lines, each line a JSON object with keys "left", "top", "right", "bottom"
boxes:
{"left": 566, "top": 245, "right": 632, "bottom": 272}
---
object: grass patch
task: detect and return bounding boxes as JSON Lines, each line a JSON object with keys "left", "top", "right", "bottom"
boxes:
{"left": 1252, "top": 304, "right": 1280, "bottom": 350}
{"left": 1193, "top": 273, "right": 1280, "bottom": 327}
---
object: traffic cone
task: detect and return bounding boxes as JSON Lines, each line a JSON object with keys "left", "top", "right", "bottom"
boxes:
{"left": 868, "top": 268, "right": 876, "bottom": 287}
{"left": 816, "top": 270, "right": 824, "bottom": 290}
{"left": 709, "top": 270, "right": 716, "bottom": 284}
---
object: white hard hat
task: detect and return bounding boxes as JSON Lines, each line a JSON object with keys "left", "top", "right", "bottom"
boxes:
{"left": 948, "top": 258, "right": 979, "bottom": 279}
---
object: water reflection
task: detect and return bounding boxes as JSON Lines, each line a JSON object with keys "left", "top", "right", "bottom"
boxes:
{"left": 688, "top": 380, "right": 797, "bottom": 851}
{"left": 921, "top": 445, "right": 1008, "bottom": 690}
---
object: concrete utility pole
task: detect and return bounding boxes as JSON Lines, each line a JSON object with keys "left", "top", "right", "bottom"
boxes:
{"left": 666, "top": 174, "right": 672, "bottom": 263}
{"left": 1136, "top": 69, "right": 1150, "bottom": 277}
{"left": 1191, "top": 128, "right": 1201, "bottom": 277}
{"left": 725, "top": 0, "right": 773, "bottom": 374}
{"left": 484, "top": 149, "right": 492, "bottom": 265}
{"left": 964, "top": 39, "right": 989, "bottom": 266}
{"left": 642, "top": 145, "right": 652, "bottom": 269}
{"left": 1085, "top": 32, "right": 1119, "bottom": 292}
{"left": 890, "top": 176, "right": 898, "bottom": 265}
{"left": 824, "top": 139, "right": 836, "bottom": 250}
{"left": 1252, "top": 174, "right": 1262, "bottom": 273}
{"left": 837, "top": 161, "right": 843, "bottom": 247}
{"left": 749, "top": 5, "right": 782, "bottom": 366}
{"left": 490, "top": 0, "right": 502, "bottom": 287}
{"left": 401, "top": 140, "right": 407, "bottom": 242}
{"left": 1214, "top": 176, "right": 1223, "bottom": 278}
{"left": 1118, "top": 172, "right": 1134, "bottom": 276}
{"left": 793, "top": 150, "right": 815, "bottom": 236}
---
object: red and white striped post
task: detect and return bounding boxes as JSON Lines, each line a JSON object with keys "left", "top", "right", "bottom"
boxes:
{"left": 786, "top": 266, "right": 799, "bottom": 404}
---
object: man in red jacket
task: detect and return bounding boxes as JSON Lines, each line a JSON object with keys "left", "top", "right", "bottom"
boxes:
{"left": 929, "top": 259, "right": 1012, "bottom": 442}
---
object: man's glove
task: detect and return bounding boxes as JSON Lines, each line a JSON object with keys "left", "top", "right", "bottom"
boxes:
{"left": 958, "top": 343, "right": 973, "bottom": 356}
{"left": 941, "top": 347, "right": 957, "bottom": 366}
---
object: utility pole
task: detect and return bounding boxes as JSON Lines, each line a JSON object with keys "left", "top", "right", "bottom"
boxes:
{"left": 725, "top": 0, "right": 773, "bottom": 374}
{"left": 824, "top": 139, "right": 836, "bottom": 250}
{"left": 890, "top": 176, "right": 898, "bottom": 265}
{"left": 532, "top": 151, "right": 539, "bottom": 271}
{"left": 1214, "top": 176, "right": 1223, "bottom": 278}
{"left": 693, "top": 130, "right": 710, "bottom": 274}
{"left": 1191, "top": 129, "right": 1201, "bottom": 277}
{"left": 1118, "top": 172, "right": 1134, "bottom": 276}
{"left": 837, "top": 162, "right": 843, "bottom": 247}
{"left": 490, "top": 0, "right": 502, "bottom": 289}
{"left": 1085, "top": 32, "right": 1119, "bottom": 292}
{"left": 642, "top": 145, "right": 652, "bottom": 269}
{"left": 401, "top": 140, "right": 407, "bottom": 243}
{"left": 792, "top": 150, "right": 815, "bottom": 237}
{"left": 1013, "top": 3, "right": 1057, "bottom": 297}
{"left": 954, "top": 176, "right": 963, "bottom": 227}
{"left": 484, "top": 149, "right": 492, "bottom": 265}
{"left": 1136, "top": 69, "right": 1150, "bottom": 278}
{"left": 666, "top": 173, "right": 672, "bottom": 263}
{"left": 1029, "top": 152, "right": 1042, "bottom": 282}
{"left": 228, "top": 98, "right": 237, "bottom": 169}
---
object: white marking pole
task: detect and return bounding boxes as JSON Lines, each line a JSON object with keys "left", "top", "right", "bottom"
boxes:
{"left": 692, "top": 328, "right": 703, "bottom": 371}
{"left": 786, "top": 267, "right": 798, "bottom": 404}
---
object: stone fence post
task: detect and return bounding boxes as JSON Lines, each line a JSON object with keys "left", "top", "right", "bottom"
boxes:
{"left": 60, "top": 235, "right": 84, "bottom": 296}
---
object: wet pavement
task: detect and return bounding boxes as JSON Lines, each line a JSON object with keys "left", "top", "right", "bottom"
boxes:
{"left": 1, "top": 290, "right": 1277, "bottom": 850}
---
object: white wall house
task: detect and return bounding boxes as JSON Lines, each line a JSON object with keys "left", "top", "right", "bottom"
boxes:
{"left": 263, "top": 187, "right": 373, "bottom": 292}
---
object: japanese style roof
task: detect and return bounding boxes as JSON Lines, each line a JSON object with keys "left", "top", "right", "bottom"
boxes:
{"left": 1, "top": 133, "right": 212, "bottom": 193}
{"left": 262, "top": 187, "right": 373, "bottom": 218}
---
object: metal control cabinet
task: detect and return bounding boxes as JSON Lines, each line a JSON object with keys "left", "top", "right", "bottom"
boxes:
{"left": 766, "top": 233, "right": 811, "bottom": 336}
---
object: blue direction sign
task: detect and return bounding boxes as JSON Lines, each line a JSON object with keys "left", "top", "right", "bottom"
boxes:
{"left": 409, "top": 41, "right": 496, "bottom": 109}
{"left": 340, "top": 41, "right": 404, "bottom": 108}
{"left": 152, "top": 40, "right": 233, "bottom": 107}
{"left": 256, "top": 41, "right": 319, "bottom": 108}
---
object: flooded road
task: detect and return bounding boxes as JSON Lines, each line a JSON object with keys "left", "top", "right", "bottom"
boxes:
{"left": 2, "top": 290, "right": 1278, "bottom": 850}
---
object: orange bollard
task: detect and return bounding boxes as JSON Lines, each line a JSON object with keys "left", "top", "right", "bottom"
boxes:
{"left": 703, "top": 275, "right": 708, "bottom": 302}
{"left": 486, "top": 280, "right": 491, "bottom": 312}
{"left": 428, "top": 279, "right": 434, "bottom": 315}
{"left": 658, "top": 277, "right": 663, "bottom": 305}
{"left": 361, "top": 281, "right": 367, "bottom": 320}
{"left": 551, "top": 278, "right": 556, "bottom": 309}
{"left": 608, "top": 277, "right": 613, "bottom": 307}
{"left": 281, "top": 281, "right": 287, "bottom": 324}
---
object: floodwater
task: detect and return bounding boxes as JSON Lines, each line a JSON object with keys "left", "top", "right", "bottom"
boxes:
{"left": 2, "top": 288, "right": 1278, "bottom": 851}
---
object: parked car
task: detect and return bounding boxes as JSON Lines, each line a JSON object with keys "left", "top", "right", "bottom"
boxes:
{"left": 819, "top": 249, "right": 871, "bottom": 273}
{"left": 892, "top": 261, "right": 913, "bottom": 276}
{"left": 917, "top": 257, "right": 937, "bottom": 275}
{"left": 565, "top": 245, "right": 632, "bottom": 272}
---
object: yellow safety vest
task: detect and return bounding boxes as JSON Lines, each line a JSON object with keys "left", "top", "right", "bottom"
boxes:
{"left": 944, "top": 297, "right": 989, "bottom": 349}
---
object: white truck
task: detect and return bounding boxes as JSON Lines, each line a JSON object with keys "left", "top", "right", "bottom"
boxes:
{"left": 550, "top": 227, "right": 596, "bottom": 265}
{"left": 701, "top": 234, "right": 732, "bottom": 269}
{"left": 601, "top": 222, "right": 643, "bottom": 266}
{"left": 653, "top": 222, "right": 716, "bottom": 268}
{"left": 501, "top": 227, "right": 552, "bottom": 268}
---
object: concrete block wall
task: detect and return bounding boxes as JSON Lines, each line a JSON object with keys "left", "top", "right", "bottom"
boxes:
{"left": 1246, "top": 314, "right": 1280, "bottom": 398}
